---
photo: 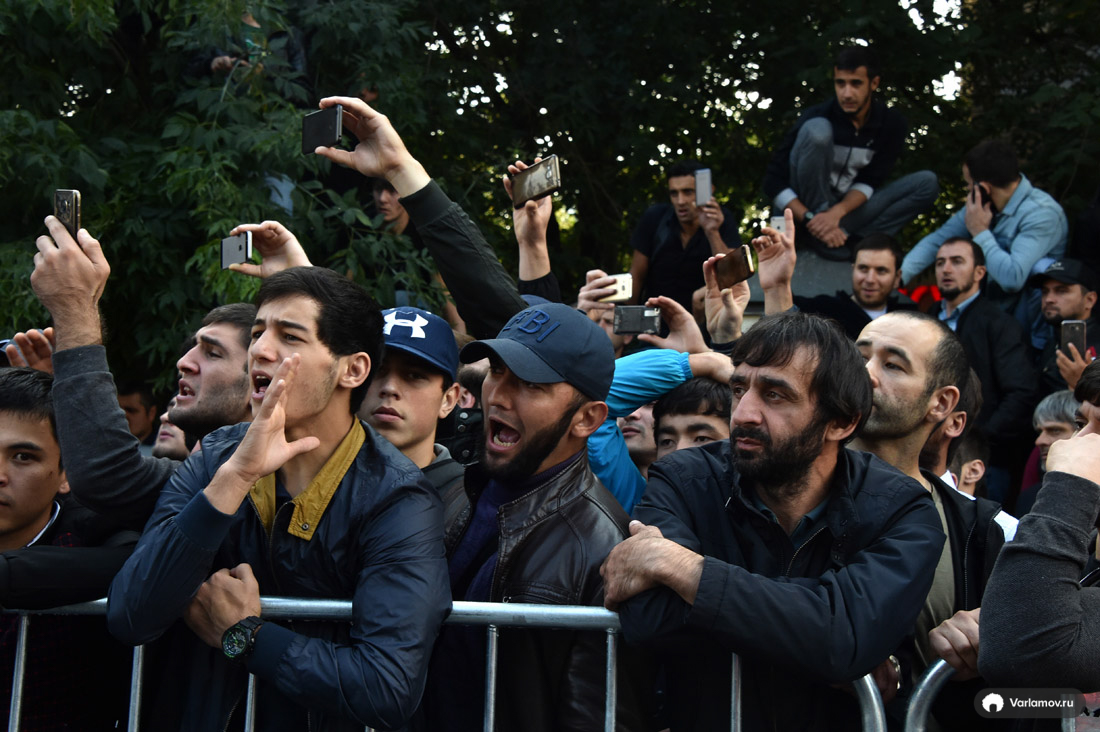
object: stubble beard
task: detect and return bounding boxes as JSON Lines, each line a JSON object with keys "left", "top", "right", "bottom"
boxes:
{"left": 169, "top": 371, "right": 251, "bottom": 439}
{"left": 730, "top": 417, "right": 829, "bottom": 502}
{"left": 481, "top": 404, "right": 581, "bottom": 483}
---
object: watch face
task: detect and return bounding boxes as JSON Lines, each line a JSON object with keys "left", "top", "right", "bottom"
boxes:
{"left": 223, "top": 626, "right": 249, "bottom": 658}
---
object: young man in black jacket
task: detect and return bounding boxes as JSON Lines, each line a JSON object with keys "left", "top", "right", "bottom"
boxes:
{"left": 602, "top": 311, "right": 944, "bottom": 731}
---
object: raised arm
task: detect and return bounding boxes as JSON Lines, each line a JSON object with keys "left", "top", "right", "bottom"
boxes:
{"left": 752, "top": 208, "right": 797, "bottom": 314}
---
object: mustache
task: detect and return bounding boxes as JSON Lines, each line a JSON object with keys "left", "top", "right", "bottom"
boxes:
{"left": 730, "top": 426, "right": 771, "bottom": 446}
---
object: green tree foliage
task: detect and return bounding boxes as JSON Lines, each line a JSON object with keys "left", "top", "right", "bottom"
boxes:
{"left": 2, "top": 0, "right": 1094, "bottom": 390}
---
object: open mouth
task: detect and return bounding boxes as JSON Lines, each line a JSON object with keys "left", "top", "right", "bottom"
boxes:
{"left": 177, "top": 380, "right": 196, "bottom": 402}
{"left": 252, "top": 373, "right": 272, "bottom": 400}
{"left": 488, "top": 418, "right": 521, "bottom": 451}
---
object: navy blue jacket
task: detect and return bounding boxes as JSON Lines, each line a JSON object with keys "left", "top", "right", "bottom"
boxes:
{"left": 619, "top": 442, "right": 944, "bottom": 731}
{"left": 107, "top": 421, "right": 450, "bottom": 732}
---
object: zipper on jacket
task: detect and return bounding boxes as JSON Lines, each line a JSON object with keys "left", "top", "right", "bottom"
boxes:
{"left": 962, "top": 522, "right": 975, "bottom": 609}
{"left": 783, "top": 526, "right": 829, "bottom": 577}
{"left": 222, "top": 689, "right": 243, "bottom": 732}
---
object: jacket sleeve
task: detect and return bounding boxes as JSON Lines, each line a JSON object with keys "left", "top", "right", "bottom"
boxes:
{"left": 621, "top": 464, "right": 945, "bottom": 684}
{"left": 51, "top": 346, "right": 179, "bottom": 528}
{"left": 0, "top": 531, "right": 138, "bottom": 610}
{"left": 606, "top": 350, "right": 693, "bottom": 418}
{"left": 245, "top": 479, "right": 451, "bottom": 730}
{"left": 901, "top": 211, "right": 968, "bottom": 284}
{"left": 401, "top": 180, "right": 527, "bottom": 339}
{"left": 975, "top": 204, "right": 1067, "bottom": 292}
{"left": 978, "top": 471, "right": 1100, "bottom": 688}
{"left": 853, "top": 109, "right": 906, "bottom": 194}
{"left": 106, "top": 450, "right": 236, "bottom": 644}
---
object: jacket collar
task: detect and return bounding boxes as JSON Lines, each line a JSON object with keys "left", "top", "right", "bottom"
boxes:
{"left": 1000, "top": 174, "right": 1033, "bottom": 218}
{"left": 464, "top": 450, "right": 590, "bottom": 536}
{"left": 249, "top": 420, "right": 366, "bottom": 541}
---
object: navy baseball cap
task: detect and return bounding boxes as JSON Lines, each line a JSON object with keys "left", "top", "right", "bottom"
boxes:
{"left": 1027, "top": 259, "right": 1100, "bottom": 292}
{"left": 460, "top": 303, "right": 614, "bottom": 401}
{"left": 381, "top": 307, "right": 458, "bottom": 383}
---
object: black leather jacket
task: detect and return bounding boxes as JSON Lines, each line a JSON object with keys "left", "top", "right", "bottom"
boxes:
{"left": 440, "top": 455, "right": 653, "bottom": 731}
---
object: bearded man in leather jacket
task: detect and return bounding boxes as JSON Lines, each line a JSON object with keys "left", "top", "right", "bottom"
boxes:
{"left": 422, "top": 302, "right": 653, "bottom": 731}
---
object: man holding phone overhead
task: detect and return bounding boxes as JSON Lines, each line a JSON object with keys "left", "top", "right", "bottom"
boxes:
{"left": 627, "top": 160, "right": 739, "bottom": 320}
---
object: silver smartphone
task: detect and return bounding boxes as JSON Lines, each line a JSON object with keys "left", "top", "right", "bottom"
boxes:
{"left": 220, "top": 232, "right": 253, "bottom": 269}
{"left": 694, "top": 168, "right": 712, "bottom": 207}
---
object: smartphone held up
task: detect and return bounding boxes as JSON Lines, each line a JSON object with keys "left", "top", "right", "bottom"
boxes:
{"left": 54, "top": 189, "right": 82, "bottom": 239}
{"left": 221, "top": 232, "right": 253, "bottom": 270}
{"left": 510, "top": 155, "right": 561, "bottom": 208}
{"left": 302, "top": 105, "right": 343, "bottom": 155}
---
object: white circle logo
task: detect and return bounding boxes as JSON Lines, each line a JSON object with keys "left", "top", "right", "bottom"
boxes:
{"left": 982, "top": 693, "right": 1004, "bottom": 713}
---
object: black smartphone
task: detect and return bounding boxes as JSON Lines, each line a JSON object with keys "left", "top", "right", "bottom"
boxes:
{"left": 54, "top": 189, "right": 81, "bottom": 239}
{"left": 715, "top": 245, "right": 755, "bottom": 289}
{"left": 511, "top": 155, "right": 561, "bottom": 208}
{"left": 221, "top": 232, "right": 253, "bottom": 269}
{"left": 1061, "top": 320, "right": 1087, "bottom": 357}
{"left": 613, "top": 306, "right": 661, "bottom": 336}
{"left": 302, "top": 105, "right": 343, "bottom": 156}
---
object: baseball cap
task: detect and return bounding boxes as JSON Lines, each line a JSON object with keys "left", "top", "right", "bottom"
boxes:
{"left": 1027, "top": 259, "right": 1100, "bottom": 292}
{"left": 460, "top": 303, "right": 614, "bottom": 401}
{"left": 381, "top": 307, "right": 458, "bottom": 383}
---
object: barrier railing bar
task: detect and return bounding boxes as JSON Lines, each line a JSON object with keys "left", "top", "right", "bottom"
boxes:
{"left": 604, "top": 631, "right": 617, "bottom": 732}
{"left": 904, "top": 659, "right": 953, "bottom": 732}
{"left": 854, "top": 673, "right": 887, "bottom": 732}
{"left": 127, "top": 645, "right": 144, "bottom": 732}
{"left": 484, "top": 624, "right": 498, "bottom": 732}
{"left": 7, "top": 615, "right": 28, "bottom": 732}
{"left": 8, "top": 598, "right": 886, "bottom": 732}
{"left": 244, "top": 672, "right": 257, "bottom": 732}
{"left": 730, "top": 654, "right": 741, "bottom": 732}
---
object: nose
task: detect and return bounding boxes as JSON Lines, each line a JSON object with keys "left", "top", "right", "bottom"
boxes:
{"left": 160, "top": 411, "right": 170, "bottom": 426}
{"left": 730, "top": 390, "right": 763, "bottom": 428}
{"left": 864, "top": 360, "right": 881, "bottom": 389}
{"left": 249, "top": 330, "right": 278, "bottom": 364}
{"left": 177, "top": 345, "right": 200, "bottom": 375}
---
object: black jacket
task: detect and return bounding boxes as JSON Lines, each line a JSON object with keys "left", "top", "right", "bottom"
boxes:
{"left": 1038, "top": 315, "right": 1100, "bottom": 397}
{"left": 619, "top": 442, "right": 944, "bottom": 731}
{"left": 431, "top": 454, "right": 653, "bottom": 731}
{"left": 930, "top": 296, "right": 1037, "bottom": 442}
{"left": 794, "top": 290, "right": 918, "bottom": 341}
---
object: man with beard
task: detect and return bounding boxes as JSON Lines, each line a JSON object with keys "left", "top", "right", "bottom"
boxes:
{"left": 11, "top": 216, "right": 255, "bottom": 528}
{"left": 929, "top": 237, "right": 1037, "bottom": 503}
{"left": 853, "top": 310, "right": 1015, "bottom": 730}
{"left": 1031, "top": 258, "right": 1100, "bottom": 396}
{"left": 601, "top": 311, "right": 944, "bottom": 731}
{"left": 419, "top": 301, "right": 652, "bottom": 731}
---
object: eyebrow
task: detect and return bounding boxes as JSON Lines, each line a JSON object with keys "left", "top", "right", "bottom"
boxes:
{"left": 856, "top": 340, "right": 913, "bottom": 368}
{"left": 254, "top": 318, "right": 311, "bottom": 333}
{"left": 7, "top": 441, "right": 45, "bottom": 453}
{"left": 658, "top": 421, "right": 724, "bottom": 435}
{"left": 199, "top": 333, "right": 227, "bottom": 350}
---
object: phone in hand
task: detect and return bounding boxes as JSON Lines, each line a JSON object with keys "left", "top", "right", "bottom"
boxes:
{"left": 598, "top": 274, "right": 632, "bottom": 303}
{"left": 613, "top": 306, "right": 661, "bottom": 335}
{"left": 54, "top": 189, "right": 82, "bottom": 239}
{"left": 1061, "top": 320, "right": 1087, "bottom": 358}
{"left": 302, "top": 105, "right": 343, "bottom": 155}
{"left": 715, "top": 245, "right": 755, "bottom": 289}
{"left": 221, "top": 232, "right": 253, "bottom": 270}
{"left": 511, "top": 155, "right": 561, "bottom": 208}
{"left": 694, "top": 168, "right": 712, "bottom": 207}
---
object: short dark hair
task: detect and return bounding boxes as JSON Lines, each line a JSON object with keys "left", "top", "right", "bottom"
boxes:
{"left": 730, "top": 312, "right": 871, "bottom": 442}
{"left": 0, "top": 368, "right": 59, "bottom": 465}
{"left": 653, "top": 378, "right": 732, "bottom": 433}
{"left": 939, "top": 236, "right": 985, "bottom": 267}
{"left": 964, "top": 140, "right": 1020, "bottom": 188}
{"left": 116, "top": 380, "right": 155, "bottom": 409}
{"left": 946, "top": 367, "right": 983, "bottom": 466}
{"left": 203, "top": 303, "right": 258, "bottom": 350}
{"left": 834, "top": 46, "right": 880, "bottom": 81}
{"left": 853, "top": 233, "right": 902, "bottom": 271}
{"left": 666, "top": 160, "right": 706, "bottom": 180}
{"left": 890, "top": 311, "right": 970, "bottom": 396}
{"left": 255, "top": 267, "right": 384, "bottom": 414}
{"left": 1075, "top": 360, "right": 1100, "bottom": 406}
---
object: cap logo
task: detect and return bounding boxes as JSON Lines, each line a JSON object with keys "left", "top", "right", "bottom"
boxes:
{"left": 384, "top": 311, "right": 428, "bottom": 339}
{"left": 506, "top": 309, "right": 561, "bottom": 343}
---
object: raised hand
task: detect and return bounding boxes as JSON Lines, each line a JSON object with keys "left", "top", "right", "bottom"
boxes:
{"left": 227, "top": 221, "right": 312, "bottom": 279}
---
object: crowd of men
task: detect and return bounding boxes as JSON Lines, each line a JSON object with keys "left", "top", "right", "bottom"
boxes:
{"left": 2, "top": 44, "right": 1100, "bottom": 732}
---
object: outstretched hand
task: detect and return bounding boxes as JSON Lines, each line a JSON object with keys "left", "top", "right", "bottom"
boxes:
{"left": 751, "top": 208, "right": 797, "bottom": 291}
{"left": 702, "top": 254, "right": 750, "bottom": 344}
{"left": 4, "top": 328, "right": 55, "bottom": 374}
{"left": 504, "top": 158, "right": 554, "bottom": 244}
{"left": 227, "top": 221, "right": 312, "bottom": 279}
{"left": 312, "top": 96, "right": 429, "bottom": 197}
{"left": 638, "top": 296, "right": 708, "bottom": 354}
{"left": 31, "top": 216, "right": 111, "bottom": 349}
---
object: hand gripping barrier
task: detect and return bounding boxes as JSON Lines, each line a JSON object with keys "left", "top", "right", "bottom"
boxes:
{"left": 6, "top": 598, "right": 887, "bottom": 732}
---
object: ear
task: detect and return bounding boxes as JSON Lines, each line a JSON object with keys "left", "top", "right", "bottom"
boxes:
{"left": 339, "top": 353, "right": 371, "bottom": 390}
{"left": 457, "top": 386, "right": 477, "bottom": 409}
{"left": 974, "top": 264, "right": 987, "bottom": 284}
{"left": 570, "top": 400, "right": 610, "bottom": 440}
{"left": 57, "top": 473, "right": 70, "bottom": 495}
{"left": 927, "top": 385, "right": 960, "bottom": 424}
{"left": 869, "top": 75, "right": 881, "bottom": 93}
{"left": 438, "top": 382, "right": 461, "bottom": 420}
{"left": 962, "top": 458, "right": 986, "bottom": 485}
{"left": 944, "top": 410, "right": 968, "bottom": 440}
{"left": 891, "top": 269, "right": 902, "bottom": 290}
{"left": 825, "top": 414, "right": 861, "bottom": 444}
{"left": 1085, "top": 289, "right": 1098, "bottom": 311}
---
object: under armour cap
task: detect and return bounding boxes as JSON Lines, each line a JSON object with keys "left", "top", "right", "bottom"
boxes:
{"left": 459, "top": 303, "right": 614, "bottom": 401}
{"left": 1027, "top": 258, "right": 1100, "bottom": 292}
{"left": 381, "top": 307, "right": 458, "bottom": 383}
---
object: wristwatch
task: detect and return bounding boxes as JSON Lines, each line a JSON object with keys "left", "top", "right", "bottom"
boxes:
{"left": 222, "top": 616, "right": 264, "bottom": 662}
{"left": 803, "top": 210, "right": 815, "bottom": 221}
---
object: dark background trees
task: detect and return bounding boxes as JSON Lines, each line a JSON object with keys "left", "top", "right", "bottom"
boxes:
{"left": 2, "top": 0, "right": 1097, "bottom": 392}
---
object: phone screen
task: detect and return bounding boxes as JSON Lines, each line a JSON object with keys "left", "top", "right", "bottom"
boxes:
{"left": 511, "top": 155, "right": 561, "bottom": 208}
{"left": 302, "top": 106, "right": 343, "bottom": 156}
{"left": 694, "top": 169, "right": 712, "bottom": 207}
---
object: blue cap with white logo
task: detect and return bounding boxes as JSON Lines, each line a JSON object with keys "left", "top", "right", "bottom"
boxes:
{"left": 459, "top": 303, "right": 614, "bottom": 401}
{"left": 381, "top": 307, "right": 458, "bottom": 383}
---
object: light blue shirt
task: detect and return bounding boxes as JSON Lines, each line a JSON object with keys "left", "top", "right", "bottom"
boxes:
{"left": 937, "top": 290, "right": 981, "bottom": 332}
{"left": 902, "top": 174, "right": 1067, "bottom": 293}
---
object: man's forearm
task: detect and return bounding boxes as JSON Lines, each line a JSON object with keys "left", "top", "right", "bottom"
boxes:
{"left": 706, "top": 228, "right": 733, "bottom": 256}
{"left": 828, "top": 189, "right": 868, "bottom": 218}
{"left": 763, "top": 282, "right": 794, "bottom": 314}
{"left": 51, "top": 307, "right": 103, "bottom": 351}
{"left": 655, "top": 541, "right": 704, "bottom": 606}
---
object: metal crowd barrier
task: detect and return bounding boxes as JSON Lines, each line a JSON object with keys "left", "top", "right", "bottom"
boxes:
{"left": 8, "top": 598, "right": 886, "bottom": 732}
{"left": 905, "top": 659, "right": 1077, "bottom": 732}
